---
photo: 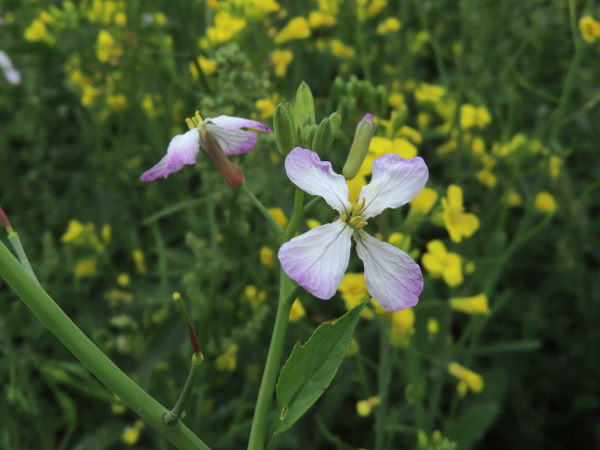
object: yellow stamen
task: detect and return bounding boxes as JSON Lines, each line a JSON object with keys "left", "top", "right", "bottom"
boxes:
{"left": 195, "top": 111, "right": 203, "bottom": 123}
{"left": 185, "top": 118, "right": 196, "bottom": 130}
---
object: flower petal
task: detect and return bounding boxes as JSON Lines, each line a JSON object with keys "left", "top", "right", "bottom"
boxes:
{"left": 206, "top": 124, "right": 259, "bottom": 156}
{"left": 359, "top": 154, "right": 428, "bottom": 219}
{"left": 278, "top": 221, "right": 353, "bottom": 299}
{"left": 140, "top": 129, "right": 199, "bottom": 181}
{"left": 354, "top": 230, "right": 423, "bottom": 311}
{"left": 285, "top": 147, "right": 351, "bottom": 214}
{"left": 207, "top": 115, "right": 273, "bottom": 133}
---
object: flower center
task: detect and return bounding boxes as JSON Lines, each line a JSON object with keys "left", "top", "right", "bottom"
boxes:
{"left": 341, "top": 197, "right": 368, "bottom": 229}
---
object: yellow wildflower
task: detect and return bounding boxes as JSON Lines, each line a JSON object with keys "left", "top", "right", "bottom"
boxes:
{"left": 245, "top": 285, "right": 267, "bottom": 312}
{"left": 117, "top": 273, "right": 130, "bottom": 287}
{"left": 154, "top": 12, "right": 167, "bottom": 25}
{"left": 260, "top": 246, "right": 275, "bottom": 269}
{"left": 111, "top": 396, "right": 126, "bottom": 415}
{"left": 549, "top": 155, "right": 562, "bottom": 179}
{"left": 505, "top": 189, "right": 522, "bottom": 207}
{"left": 308, "top": 11, "right": 336, "bottom": 28}
{"left": 306, "top": 219, "right": 322, "bottom": 229}
{"left": 390, "top": 308, "right": 415, "bottom": 348}
{"left": 231, "top": 0, "right": 281, "bottom": 19}
{"left": 207, "top": 11, "right": 246, "bottom": 44}
{"left": 471, "top": 137, "right": 486, "bottom": 155}
{"left": 410, "top": 30, "right": 430, "bottom": 54}
{"left": 579, "top": 16, "right": 600, "bottom": 43}
{"left": 114, "top": 11, "right": 127, "bottom": 27}
{"left": 398, "top": 126, "right": 422, "bottom": 144}
{"left": 534, "top": 191, "right": 557, "bottom": 213}
{"left": 442, "top": 185, "right": 480, "bottom": 242}
{"left": 422, "top": 240, "right": 463, "bottom": 287}
{"left": 376, "top": 17, "right": 401, "bottom": 35}
{"left": 387, "top": 232, "right": 411, "bottom": 252}
{"left": 448, "top": 362, "right": 484, "bottom": 397}
{"left": 132, "top": 249, "right": 147, "bottom": 274}
{"left": 289, "top": 299, "right": 306, "bottom": 322}
{"left": 318, "top": 0, "right": 342, "bottom": 14}
{"left": 388, "top": 92, "right": 405, "bottom": 108}
{"left": 330, "top": 39, "right": 356, "bottom": 59}
{"left": 436, "top": 139, "right": 457, "bottom": 156}
{"left": 476, "top": 169, "right": 497, "bottom": 188}
{"left": 62, "top": 219, "right": 87, "bottom": 243}
{"left": 415, "top": 83, "right": 446, "bottom": 104}
{"left": 75, "top": 259, "right": 97, "bottom": 278}
{"left": 356, "top": 396, "right": 381, "bottom": 416}
{"left": 274, "top": 17, "right": 311, "bottom": 44}
{"left": 104, "top": 289, "right": 134, "bottom": 304}
{"left": 96, "top": 30, "right": 123, "bottom": 62}
{"left": 271, "top": 49, "right": 293, "bottom": 76}
{"left": 460, "top": 104, "right": 491, "bottom": 129}
{"left": 268, "top": 207, "right": 288, "bottom": 228}
{"left": 370, "top": 136, "right": 418, "bottom": 159}
{"left": 338, "top": 273, "right": 373, "bottom": 320}
{"left": 107, "top": 94, "right": 127, "bottom": 111}
{"left": 409, "top": 186, "right": 438, "bottom": 214}
{"left": 427, "top": 318, "right": 439, "bottom": 335}
{"left": 122, "top": 420, "right": 145, "bottom": 445}
{"left": 256, "top": 98, "right": 276, "bottom": 118}
{"left": 450, "top": 294, "right": 490, "bottom": 315}
{"left": 24, "top": 18, "right": 54, "bottom": 43}
{"left": 215, "top": 343, "right": 238, "bottom": 371}
{"left": 190, "top": 56, "right": 217, "bottom": 79}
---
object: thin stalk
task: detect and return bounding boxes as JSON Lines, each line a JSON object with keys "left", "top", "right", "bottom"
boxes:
{"left": 240, "top": 183, "right": 285, "bottom": 236}
{"left": 164, "top": 354, "right": 204, "bottom": 426}
{"left": 0, "top": 241, "right": 210, "bottom": 450}
{"left": 375, "top": 318, "right": 392, "bottom": 450}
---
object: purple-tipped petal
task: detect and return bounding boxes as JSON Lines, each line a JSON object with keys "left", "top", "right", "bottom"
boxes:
{"left": 354, "top": 230, "right": 423, "bottom": 311}
{"left": 206, "top": 124, "right": 259, "bottom": 156}
{"left": 140, "top": 129, "right": 199, "bottom": 181}
{"left": 207, "top": 115, "right": 273, "bottom": 133}
{"left": 359, "top": 155, "right": 429, "bottom": 219}
{"left": 285, "top": 147, "right": 352, "bottom": 214}
{"left": 279, "top": 221, "right": 353, "bottom": 299}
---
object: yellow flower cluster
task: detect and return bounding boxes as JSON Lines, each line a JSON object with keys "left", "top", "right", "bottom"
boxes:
{"left": 422, "top": 240, "right": 463, "bottom": 287}
{"left": 356, "top": 396, "right": 381, "bottom": 416}
{"left": 441, "top": 185, "right": 480, "bottom": 242}
{"left": 448, "top": 362, "right": 484, "bottom": 397}
{"left": 580, "top": 16, "right": 600, "bottom": 43}
{"left": 216, "top": 343, "right": 239, "bottom": 372}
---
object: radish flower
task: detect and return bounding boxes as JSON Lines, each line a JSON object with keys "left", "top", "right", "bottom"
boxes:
{"left": 278, "top": 147, "right": 428, "bottom": 311}
{"left": 140, "top": 114, "right": 272, "bottom": 182}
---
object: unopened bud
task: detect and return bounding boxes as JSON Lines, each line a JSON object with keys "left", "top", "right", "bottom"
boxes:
{"left": 0, "top": 206, "right": 13, "bottom": 232}
{"left": 312, "top": 117, "right": 334, "bottom": 154}
{"left": 274, "top": 103, "right": 296, "bottom": 154}
{"left": 201, "top": 130, "right": 245, "bottom": 187}
{"left": 392, "top": 104, "right": 408, "bottom": 132}
{"left": 342, "top": 113, "right": 376, "bottom": 180}
{"left": 301, "top": 124, "right": 318, "bottom": 149}
{"left": 295, "top": 81, "right": 315, "bottom": 126}
{"left": 328, "top": 111, "right": 342, "bottom": 136}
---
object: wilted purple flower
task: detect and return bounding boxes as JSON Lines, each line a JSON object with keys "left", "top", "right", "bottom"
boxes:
{"left": 278, "top": 147, "right": 428, "bottom": 311}
{"left": 140, "top": 115, "right": 272, "bottom": 183}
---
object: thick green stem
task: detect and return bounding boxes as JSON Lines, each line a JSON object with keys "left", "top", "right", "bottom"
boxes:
{"left": 247, "top": 188, "right": 305, "bottom": 450}
{"left": 0, "top": 241, "right": 210, "bottom": 450}
{"left": 7, "top": 231, "right": 41, "bottom": 286}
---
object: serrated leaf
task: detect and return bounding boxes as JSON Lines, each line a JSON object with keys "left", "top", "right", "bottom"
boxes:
{"left": 273, "top": 301, "right": 365, "bottom": 435}
{"left": 446, "top": 401, "right": 500, "bottom": 449}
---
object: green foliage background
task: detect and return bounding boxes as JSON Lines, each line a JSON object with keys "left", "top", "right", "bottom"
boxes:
{"left": 1, "top": 0, "right": 599, "bottom": 449}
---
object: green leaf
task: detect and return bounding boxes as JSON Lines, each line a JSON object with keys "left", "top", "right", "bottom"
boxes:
{"left": 446, "top": 401, "right": 500, "bottom": 450}
{"left": 273, "top": 301, "right": 365, "bottom": 435}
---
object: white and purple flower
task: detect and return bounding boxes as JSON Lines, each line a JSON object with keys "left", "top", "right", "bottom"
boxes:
{"left": 140, "top": 115, "right": 272, "bottom": 182}
{"left": 278, "top": 147, "right": 429, "bottom": 311}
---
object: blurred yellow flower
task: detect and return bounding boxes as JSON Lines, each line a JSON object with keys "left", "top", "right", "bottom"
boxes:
{"left": 356, "top": 396, "right": 381, "bottom": 416}
{"left": 24, "top": 18, "right": 54, "bottom": 43}
{"left": 422, "top": 240, "right": 463, "bottom": 287}
{"left": 245, "top": 285, "right": 267, "bottom": 312}
{"left": 306, "top": 218, "right": 322, "bottom": 229}
{"left": 207, "top": 11, "right": 246, "bottom": 44}
{"left": 111, "top": 397, "right": 126, "bottom": 415}
{"left": 268, "top": 207, "right": 288, "bottom": 228}
{"left": 190, "top": 56, "right": 217, "bottom": 79}
{"left": 390, "top": 308, "right": 415, "bottom": 347}
{"left": 231, "top": 0, "right": 281, "bottom": 19}
{"left": 450, "top": 294, "right": 490, "bottom": 315}
{"left": 448, "top": 362, "right": 484, "bottom": 397}
{"left": 346, "top": 337, "right": 360, "bottom": 356}
{"left": 132, "top": 249, "right": 147, "bottom": 274}
{"left": 387, "top": 232, "right": 411, "bottom": 252}
{"left": 216, "top": 343, "right": 238, "bottom": 371}
{"left": 104, "top": 289, "right": 134, "bottom": 304}
{"left": 75, "top": 259, "right": 98, "bottom": 278}
{"left": 505, "top": 189, "right": 522, "bottom": 207}
{"left": 460, "top": 104, "right": 491, "bottom": 129}
{"left": 122, "top": 420, "right": 145, "bottom": 445}
{"left": 274, "top": 17, "right": 311, "bottom": 44}
{"left": 376, "top": 17, "right": 401, "bottom": 35}
{"left": 398, "top": 126, "right": 421, "bottom": 144}
{"left": 427, "top": 318, "right": 439, "bottom": 335}
{"left": 154, "top": 12, "right": 167, "bottom": 25}
{"left": 107, "top": 94, "right": 127, "bottom": 111}
{"left": 308, "top": 11, "right": 336, "bottom": 28}
{"left": 330, "top": 39, "right": 356, "bottom": 59}
{"left": 289, "top": 299, "right": 306, "bottom": 322}
{"left": 339, "top": 273, "right": 373, "bottom": 319}
{"left": 260, "top": 246, "right": 275, "bottom": 269}
{"left": 96, "top": 30, "right": 123, "bottom": 62}
{"left": 62, "top": 219, "right": 87, "bottom": 243}
{"left": 114, "top": 11, "right": 127, "bottom": 27}
{"left": 534, "top": 191, "right": 557, "bottom": 213}
{"left": 117, "top": 273, "right": 130, "bottom": 287}
{"left": 318, "top": 0, "right": 342, "bottom": 15}
{"left": 388, "top": 92, "right": 405, "bottom": 108}
{"left": 347, "top": 175, "right": 368, "bottom": 203}
{"left": 415, "top": 83, "right": 446, "bottom": 103}
{"left": 256, "top": 98, "right": 276, "bottom": 118}
{"left": 471, "top": 137, "right": 486, "bottom": 155}
{"left": 579, "top": 16, "right": 600, "bottom": 43}
{"left": 271, "top": 49, "right": 293, "bottom": 76}
{"left": 476, "top": 169, "right": 497, "bottom": 188}
{"left": 549, "top": 155, "right": 562, "bottom": 179}
{"left": 409, "top": 186, "right": 438, "bottom": 214}
{"left": 442, "top": 185, "right": 480, "bottom": 242}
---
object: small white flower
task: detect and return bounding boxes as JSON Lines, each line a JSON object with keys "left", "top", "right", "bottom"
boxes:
{"left": 278, "top": 147, "right": 429, "bottom": 311}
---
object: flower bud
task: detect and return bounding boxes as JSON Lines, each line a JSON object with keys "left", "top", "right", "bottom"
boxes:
{"left": 201, "top": 130, "right": 245, "bottom": 187}
{"left": 328, "top": 111, "right": 342, "bottom": 136}
{"left": 274, "top": 103, "right": 297, "bottom": 154}
{"left": 311, "top": 117, "right": 334, "bottom": 154}
{"left": 300, "top": 124, "right": 318, "bottom": 148}
{"left": 342, "top": 113, "right": 376, "bottom": 180}
{"left": 392, "top": 104, "right": 408, "bottom": 132}
{"left": 295, "top": 81, "right": 315, "bottom": 126}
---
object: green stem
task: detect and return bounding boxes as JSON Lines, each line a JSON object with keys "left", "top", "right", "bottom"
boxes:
{"left": 375, "top": 318, "right": 392, "bottom": 450}
{"left": 247, "top": 188, "right": 305, "bottom": 450}
{"left": 164, "top": 354, "right": 204, "bottom": 426}
{"left": 240, "top": 183, "right": 285, "bottom": 236}
{"left": 7, "top": 231, "right": 41, "bottom": 287}
{"left": 0, "top": 241, "right": 210, "bottom": 450}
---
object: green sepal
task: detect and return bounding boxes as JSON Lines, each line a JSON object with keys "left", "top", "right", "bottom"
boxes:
{"left": 274, "top": 103, "right": 297, "bottom": 155}
{"left": 295, "top": 81, "right": 315, "bottom": 126}
{"left": 311, "top": 117, "right": 334, "bottom": 155}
